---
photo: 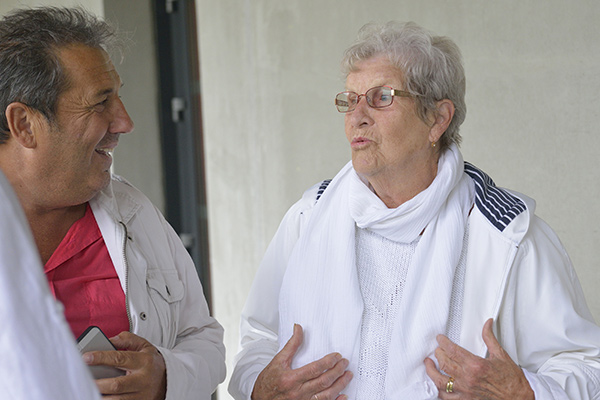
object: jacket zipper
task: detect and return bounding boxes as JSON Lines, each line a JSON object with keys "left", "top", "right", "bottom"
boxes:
{"left": 120, "top": 221, "right": 133, "bottom": 331}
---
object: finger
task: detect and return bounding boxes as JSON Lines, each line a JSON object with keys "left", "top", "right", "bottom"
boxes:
{"left": 328, "top": 370, "right": 354, "bottom": 398}
{"left": 424, "top": 358, "right": 447, "bottom": 387}
{"left": 425, "top": 360, "right": 464, "bottom": 400}
{"left": 274, "top": 323, "right": 304, "bottom": 368}
{"left": 481, "top": 318, "right": 504, "bottom": 358}
{"left": 304, "top": 357, "right": 349, "bottom": 392}
{"left": 436, "top": 334, "right": 478, "bottom": 365}
{"left": 109, "top": 331, "right": 149, "bottom": 352}
{"left": 83, "top": 349, "right": 122, "bottom": 367}
{"left": 95, "top": 374, "right": 135, "bottom": 396}
{"left": 434, "top": 345, "right": 464, "bottom": 377}
{"left": 296, "top": 350, "right": 348, "bottom": 383}
{"left": 84, "top": 349, "right": 141, "bottom": 370}
{"left": 313, "top": 370, "right": 353, "bottom": 400}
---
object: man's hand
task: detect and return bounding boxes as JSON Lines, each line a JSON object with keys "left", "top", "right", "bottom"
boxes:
{"left": 83, "top": 331, "right": 167, "bottom": 400}
{"left": 252, "top": 324, "right": 353, "bottom": 400}
{"left": 424, "top": 318, "right": 534, "bottom": 400}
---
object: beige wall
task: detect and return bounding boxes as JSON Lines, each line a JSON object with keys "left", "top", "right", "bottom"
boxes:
{"left": 196, "top": 1, "right": 600, "bottom": 398}
{"left": 0, "top": 0, "right": 102, "bottom": 18}
{"left": 102, "top": 0, "right": 164, "bottom": 211}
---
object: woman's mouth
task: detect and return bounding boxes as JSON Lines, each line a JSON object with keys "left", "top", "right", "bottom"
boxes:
{"left": 351, "top": 137, "right": 371, "bottom": 149}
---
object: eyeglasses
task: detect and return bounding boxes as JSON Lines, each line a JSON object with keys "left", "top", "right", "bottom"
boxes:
{"left": 334, "top": 85, "right": 412, "bottom": 113}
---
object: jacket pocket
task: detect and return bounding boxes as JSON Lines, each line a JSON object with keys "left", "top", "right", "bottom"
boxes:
{"left": 147, "top": 269, "right": 184, "bottom": 303}
{"left": 146, "top": 269, "right": 184, "bottom": 347}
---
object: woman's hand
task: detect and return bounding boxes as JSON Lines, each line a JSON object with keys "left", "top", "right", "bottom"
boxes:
{"left": 252, "top": 324, "right": 353, "bottom": 400}
{"left": 424, "top": 319, "right": 534, "bottom": 400}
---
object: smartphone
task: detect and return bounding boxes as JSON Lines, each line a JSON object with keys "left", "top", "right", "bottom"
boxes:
{"left": 76, "top": 326, "right": 126, "bottom": 379}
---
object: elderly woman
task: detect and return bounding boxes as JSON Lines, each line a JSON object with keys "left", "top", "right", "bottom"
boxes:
{"left": 229, "top": 22, "right": 600, "bottom": 400}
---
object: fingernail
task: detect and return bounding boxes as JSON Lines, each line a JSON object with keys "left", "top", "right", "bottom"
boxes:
{"left": 82, "top": 353, "right": 93, "bottom": 363}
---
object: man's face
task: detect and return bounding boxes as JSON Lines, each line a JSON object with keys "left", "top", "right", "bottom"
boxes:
{"left": 34, "top": 43, "right": 134, "bottom": 207}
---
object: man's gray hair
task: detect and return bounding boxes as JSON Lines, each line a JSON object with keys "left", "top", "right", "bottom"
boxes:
{"left": 0, "top": 7, "right": 121, "bottom": 143}
{"left": 341, "top": 21, "right": 466, "bottom": 150}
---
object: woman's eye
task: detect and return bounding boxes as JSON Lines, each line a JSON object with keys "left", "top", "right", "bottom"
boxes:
{"left": 94, "top": 99, "right": 109, "bottom": 112}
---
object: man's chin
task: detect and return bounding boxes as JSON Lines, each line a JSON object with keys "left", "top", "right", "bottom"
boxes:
{"left": 92, "top": 171, "right": 112, "bottom": 193}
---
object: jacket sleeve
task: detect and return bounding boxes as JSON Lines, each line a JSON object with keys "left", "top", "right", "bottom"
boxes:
{"left": 500, "top": 216, "right": 600, "bottom": 400}
{"left": 156, "top": 212, "right": 226, "bottom": 400}
{"left": 228, "top": 185, "right": 319, "bottom": 400}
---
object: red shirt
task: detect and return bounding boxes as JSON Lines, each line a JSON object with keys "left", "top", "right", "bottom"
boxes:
{"left": 44, "top": 204, "right": 129, "bottom": 339}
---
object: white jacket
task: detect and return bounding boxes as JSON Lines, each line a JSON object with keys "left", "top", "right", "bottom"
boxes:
{"left": 89, "top": 175, "right": 226, "bottom": 400}
{"left": 229, "top": 162, "right": 600, "bottom": 400}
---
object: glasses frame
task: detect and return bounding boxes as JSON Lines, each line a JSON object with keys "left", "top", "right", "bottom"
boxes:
{"left": 334, "top": 85, "right": 413, "bottom": 113}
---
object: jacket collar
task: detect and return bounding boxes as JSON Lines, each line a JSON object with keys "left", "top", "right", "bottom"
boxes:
{"left": 464, "top": 162, "right": 533, "bottom": 245}
{"left": 90, "top": 174, "right": 141, "bottom": 225}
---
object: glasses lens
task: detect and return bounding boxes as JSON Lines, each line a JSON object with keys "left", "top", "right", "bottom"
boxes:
{"left": 367, "top": 86, "right": 393, "bottom": 108}
{"left": 335, "top": 92, "right": 354, "bottom": 113}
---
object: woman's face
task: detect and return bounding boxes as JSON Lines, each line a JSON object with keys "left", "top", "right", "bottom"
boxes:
{"left": 344, "top": 56, "right": 438, "bottom": 185}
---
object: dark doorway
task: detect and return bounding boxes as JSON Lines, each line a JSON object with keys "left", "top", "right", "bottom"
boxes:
{"left": 153, "top": 0, "right": 213, "bottom": 309}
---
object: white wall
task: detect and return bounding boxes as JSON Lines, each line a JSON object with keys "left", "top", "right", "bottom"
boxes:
{"left": 196, "top": 1, "right": 600, "bottom": 398}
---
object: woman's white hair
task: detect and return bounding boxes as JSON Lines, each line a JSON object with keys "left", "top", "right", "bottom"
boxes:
{"left": 342, "top": 21, "right": 466, "bottom": 150}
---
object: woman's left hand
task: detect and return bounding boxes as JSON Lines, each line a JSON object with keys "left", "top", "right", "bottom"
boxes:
{"left": 424, "top": 318, "right": 534, "bottom": 399}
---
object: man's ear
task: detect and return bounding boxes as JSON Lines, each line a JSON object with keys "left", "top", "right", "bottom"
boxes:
{"left": 5, "top": 102, "right": 39, "bottom": 148}
{"left": 429, "top": 99, "right": 455, "bottom": 144}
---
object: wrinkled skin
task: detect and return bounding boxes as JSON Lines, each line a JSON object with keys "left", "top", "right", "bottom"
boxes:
{"left": 83, "top": 331, "right": 166, "bottom": 400}
{"left": 425, "top": 319, "right": 534, "bottom": 400}
{"left": 252, "top": 324, "right": 353, "bottom": 400}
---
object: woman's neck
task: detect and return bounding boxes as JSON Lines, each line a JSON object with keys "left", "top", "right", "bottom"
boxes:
{"left": 363, "top": 157, "right": 439, "bottom": 209}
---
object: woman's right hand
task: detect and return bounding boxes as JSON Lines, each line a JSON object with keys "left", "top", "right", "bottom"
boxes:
{"left": 251, "top": 324, "right": 353, "bottom": 400}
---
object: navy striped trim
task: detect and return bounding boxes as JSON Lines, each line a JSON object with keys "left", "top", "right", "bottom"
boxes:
{"left": 464, "top": 162, "right": 526, "bottom": 232}
{"left": 315, "top": 179, "right": 331, "bottom": 203}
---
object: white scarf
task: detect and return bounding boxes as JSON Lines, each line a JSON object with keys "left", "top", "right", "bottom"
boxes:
{"left": 278, "top": 145, "right": 474, "bottom": 399}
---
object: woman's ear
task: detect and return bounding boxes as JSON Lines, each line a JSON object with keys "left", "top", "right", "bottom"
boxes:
{"left": 429, "top": 99, "right": 455, "bottom": 144}
{"left": 5, "top": 102, "right": 39, "bottom": 148}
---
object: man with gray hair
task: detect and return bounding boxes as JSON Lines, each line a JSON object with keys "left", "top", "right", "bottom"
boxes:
{"left": 0, "top": 7, "right": 225, "bottom": 400}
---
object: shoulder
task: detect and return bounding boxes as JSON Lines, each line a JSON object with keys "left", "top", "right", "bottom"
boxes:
{"left": 286, "top": 179, "right": 332, "bottom": 216}
{"left": 464, "top": 162, "right": 539, "bottom": 246}
{"left": 268, "top": 178, "right": 334, "bottom": 250}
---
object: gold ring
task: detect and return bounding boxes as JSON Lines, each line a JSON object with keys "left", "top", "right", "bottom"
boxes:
{"left": 446, "top": 377, "right": 455, "bottom": 393}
